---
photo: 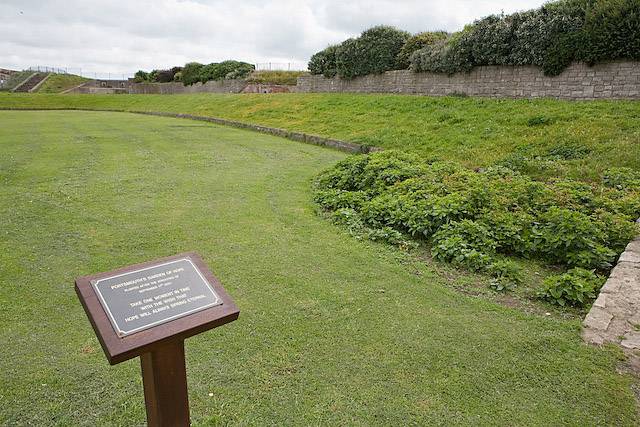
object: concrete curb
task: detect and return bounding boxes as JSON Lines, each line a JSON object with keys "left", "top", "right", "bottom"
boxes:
{"left": 29, "top": 73, "right": 50, "bottom": 93}
{"left": 0, "top": 107, "right": 380, "bottom": 154}
{"left": 10, "top": 73, "right": 37, "bottom": 92}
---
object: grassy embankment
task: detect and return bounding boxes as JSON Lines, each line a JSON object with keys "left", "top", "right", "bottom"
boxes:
{"left": 1, "top": 92, "right": 638, "bottom": 183}
{"left": 0, "top": 110, "right": 637, "bottom": 425}
{"left": 36, "top": 73, "right": 90, "bottom": 93}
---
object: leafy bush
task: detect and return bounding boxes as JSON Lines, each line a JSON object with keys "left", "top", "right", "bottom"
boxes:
{"left": 581, "top": 0, "right": 640, "bottom": 64}
{"left": 410, "top": 0, "right": 638, "bottom": 76}
{"left": 198, "top": 61, "right": 254, "bottom": 83}
{"left": 308, "top": 45, "right": 339, "bottom": 78}
{"left": 396, "top": 31, "right": 448, "bottom": 69}
{"left": 431, "top": 220, "right": 496, "bottom": 271}
{"left": 537, "top": 268, "right": 605, "bottom": 307}
{"left": 488, "top": 259, "right": 524, "bottom": 291}
{"left": 332, "top": 26, "right": 410, "bottom": 79}
{"left": 133, "top": 70, "right": 149, "bottom": 83}
{"left": 603, "top": 167, "right": 640, "bottom": 190}
{"left": 314, "top": 151, "right": 639, "bottom": 278}
{"left": 181, "top": 62, "right": 204, "bottom": 86}
{"left": 156, "top": 67, "right": 182, "bottom": 83}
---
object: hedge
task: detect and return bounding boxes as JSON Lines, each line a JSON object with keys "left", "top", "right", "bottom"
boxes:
{"left": 310, "top": 26, "right": 410, "bottom": 79}
{"left": 411, "top": 0, "right": 640, "bottom": 76}
{"left": 309, "top": 0, "right": 640, "bottom": 78}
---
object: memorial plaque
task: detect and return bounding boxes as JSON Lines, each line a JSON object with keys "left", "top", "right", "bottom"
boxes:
{"left": 76, "top": 252, "right": 239, "bottom": 426}
{"left": 91, "top": 257, "right": 222, "bottom": 337}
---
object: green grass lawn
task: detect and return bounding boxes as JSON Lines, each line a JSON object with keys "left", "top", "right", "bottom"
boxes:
{"left": 36, "top": 74, "right": 89, "bottom": 93}
{"left": 1, "top": 93, "right": 639, "bottom": 182}
{"left": 0, "top": 110, "right": 637, "bottom": 425}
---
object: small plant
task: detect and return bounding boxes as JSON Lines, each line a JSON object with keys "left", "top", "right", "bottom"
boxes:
{"left": 537, "top": 268, "right": 605, "bottom": 307}
{"left": 527, "top": 115, "right": 554, "bottom": 127}
{"left": 489, "top": 278, "right": 517, "bottom": 292}
{"left": 547, "top": 143, "right": 590, "bottom": 160}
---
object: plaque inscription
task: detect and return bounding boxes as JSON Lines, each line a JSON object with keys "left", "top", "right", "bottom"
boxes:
{"left": 92, "top": 257, "right": 222, "bottom": 337}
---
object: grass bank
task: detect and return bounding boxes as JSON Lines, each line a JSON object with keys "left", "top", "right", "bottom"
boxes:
{"left": 36, "top": 73, "right": 89, "bottom": 93}
{"left": 0, "top": 92, "right": 638, "bottom": 182}
{"left": 0, "top": 110, "right": 637, "bottom": 425}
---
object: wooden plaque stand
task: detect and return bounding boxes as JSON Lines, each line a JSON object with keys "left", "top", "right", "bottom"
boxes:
{"left": 75, "top": 253, "right": 240, "bottom": 427}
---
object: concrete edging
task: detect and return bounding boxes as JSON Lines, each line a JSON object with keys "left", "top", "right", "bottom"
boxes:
{"left": 29, "top": 73, "right": 50, "bottom": 93}
{"left": 10, "top": 73, "right": 37, "bottom": 92}
{"left": 0, "top": 107, "right": 380, "bottom": 154}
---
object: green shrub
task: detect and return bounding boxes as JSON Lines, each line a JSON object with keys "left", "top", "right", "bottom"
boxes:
{"left": 181, "top": 62, "right": 204, "bottom": 86}
{"left": 581, "top": 0, "right": 640, "bottom": 64}
{"left": 603, "top": 167, "right": 640, "bottom": 190}
{"left": 314, "top": 151, "right": 639, "bottom": 278}
{"left": 431, "top": 220, "right": 497, "bottom": 271}
{"left": 527, "top": 115, "right": 555, "bottom": 127}
{"left": 537, "top": 268, "right": 605, "bottom": 307}
{"left": 133, "top": 70, "right": 149, "bottom": 83}
{"left": 198, "top": 61, "right": 254, "bottom": 83}
{"left": 335, "top": 26, "right": 410, "bottom": 79}
{"left": 396, "top": 31, "right": 448, "bottom": 69}
{"left": 308, "top": 45, "right": 339, "bottom": 78}
{"left": 409, "top": 0, "right": 638, "bottom": 76}
{"left": 546, "top": 143, "right": 590, "bottom": 160}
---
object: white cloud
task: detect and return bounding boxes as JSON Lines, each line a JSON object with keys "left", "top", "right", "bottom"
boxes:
{"left": 0, "top": 0, "right": 546, "bottom": 75}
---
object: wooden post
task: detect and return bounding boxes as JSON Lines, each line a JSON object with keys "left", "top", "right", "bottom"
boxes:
{"left": 141, "top": 340, "right": 190, "bottom": 427}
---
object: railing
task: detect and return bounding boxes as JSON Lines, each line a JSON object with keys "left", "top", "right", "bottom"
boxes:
{"left": 27, "top": 66, "right": 133, "bottom": 81}
{"left": 254, "top": 62, "right": 307, "bottom": 71}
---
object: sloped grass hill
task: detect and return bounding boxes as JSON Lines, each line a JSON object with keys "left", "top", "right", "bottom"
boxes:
{"left": 36, "top": 73, "right": 89, "bottom": 93}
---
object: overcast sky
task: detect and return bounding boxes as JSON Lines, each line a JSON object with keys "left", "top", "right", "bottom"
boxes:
{"left": 2, "top": 0, "right": 546, "bottom": 76}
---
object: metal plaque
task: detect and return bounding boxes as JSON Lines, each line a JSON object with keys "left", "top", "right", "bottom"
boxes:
{"left": 91, "top": 257, "right": 223, "bottom": 337}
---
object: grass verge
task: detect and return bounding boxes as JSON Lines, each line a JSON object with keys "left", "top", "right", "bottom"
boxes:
{"left": 36, "top": 73, "right": 89, "bottom": 93}
{"left": 0, "top": 93, "right": 638, "bottom": 182}
{"left": 0, "top": 110, "right": 637, "bottom": 425}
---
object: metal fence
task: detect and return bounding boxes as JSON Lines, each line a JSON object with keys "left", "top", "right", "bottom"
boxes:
{"left": 254, "top": 62, "right": 307, "bottom": 71}
{"left": 27, "top": 66, "right": 134, "bottom": 81}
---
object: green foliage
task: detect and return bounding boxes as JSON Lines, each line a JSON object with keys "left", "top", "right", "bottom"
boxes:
{"left": 410, "top": 0, "right": 638, "bottom": 76}
{"left": 396, "top": 31, "right": 448, "bottom": 69}
{"left": 308, "top": 44, "right": 339, "bottom": 78}
{"left": 198, "top": 61, "right": 255, "bottom": 84}
{"left": 181, "top": 62, "right": 203, "bottom": 86}
{"left": 431, "top": 220, "right": 496, "bottom": 271}
{"left": 581, "top": 0, "right": 640, "bottom": 64}
{"left": 133, "top": 70, "right": 149, "bottom": 83}
{"left": 488, "top": 259, "right": 524, "bottom": 291}
{"left": 527, "top": 115, "right": 555, "bottom": 127}
{"left": 315, "top": 151, "right": 639, "bottom": 278}
{"left": 546, "top": 143, "right": 590, "bottom": 160}
{"left": 603, "top": 167, "right": 640, "bottom": 190}
{"left": 333, "top": 26, "right": 410, "bottom": 79}
{"left": 537, "top": 268, "right": 605, "bottom": 306}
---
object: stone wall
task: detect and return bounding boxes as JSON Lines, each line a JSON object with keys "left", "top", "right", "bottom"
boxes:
{"left": 297, "top": 61, "right": 640, "bottom": 100}
{"left": 583, "top": 236, "right": 640, "bottom": 350}
{"left": 128, "top": 80, "right": 247, "bottom": 94}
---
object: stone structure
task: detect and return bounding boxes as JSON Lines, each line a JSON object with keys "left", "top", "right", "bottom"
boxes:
{"left": 583, "top": 236, "right": 640, "bottom": 349}
{"left": 297, "top": 61, "right": 640, "bottom": 100}
{"left": 129, "top": 80, "right": 247, "bottom": 94}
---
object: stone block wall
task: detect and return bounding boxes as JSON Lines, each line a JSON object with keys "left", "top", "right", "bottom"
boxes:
{"left": 297, "top": 61, "right": 640, "bottom": 100}
{"left": 128, "top": 79, "right": 247, "bottom": 94}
